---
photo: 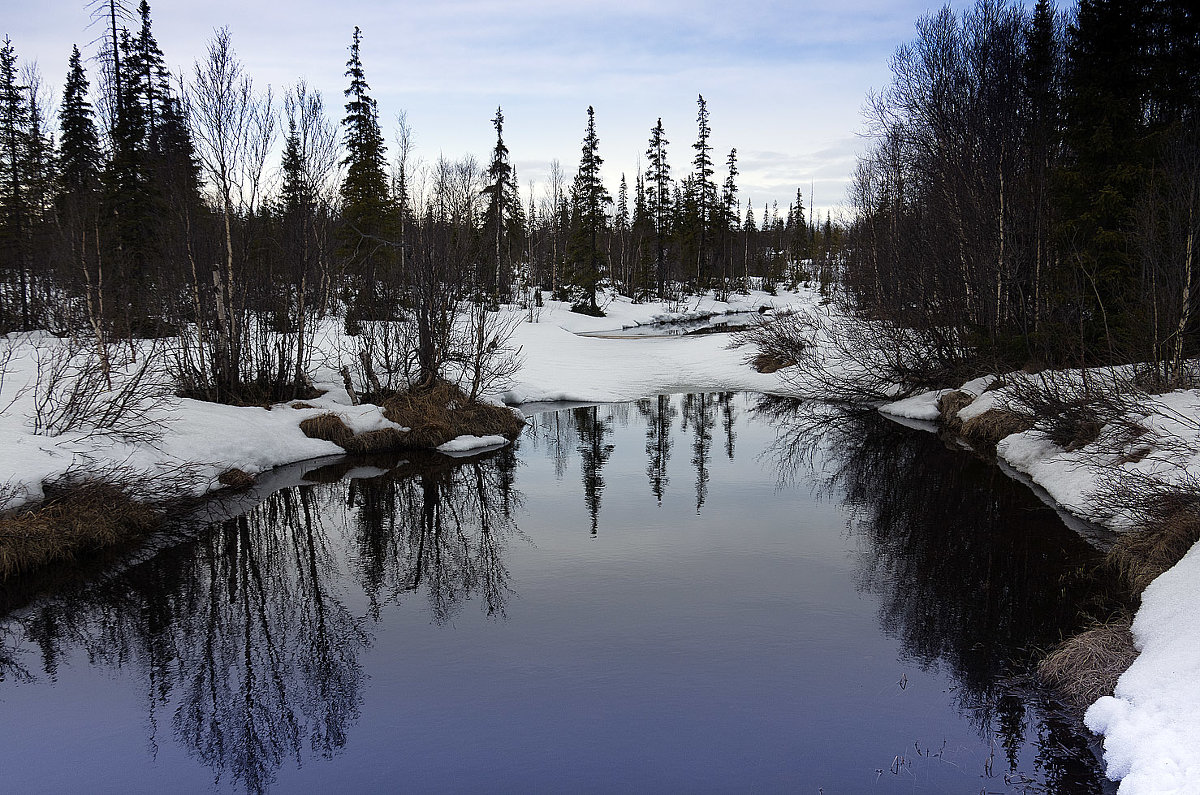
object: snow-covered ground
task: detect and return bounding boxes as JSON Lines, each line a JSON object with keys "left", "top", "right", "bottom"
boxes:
{"left": 882, "top": 374, "right": 1200, "bottom": 795}
{"left": 0, "top": 287, "right": 808, "bottom": 508}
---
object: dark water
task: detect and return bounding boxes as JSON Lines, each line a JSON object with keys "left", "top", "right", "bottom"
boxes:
{"left": 0, "top": 394, "right": 1112, "bottom": 793}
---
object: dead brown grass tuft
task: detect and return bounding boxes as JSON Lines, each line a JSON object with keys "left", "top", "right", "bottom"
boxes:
{"left": 937, "top": 390, "right": 974, "bottom": 430}
{"left": 341, "top": 428, "right": 410, "bottom": 454}
{"left": 382, "top": 380, "right": 526, "bottom": 449}
{"left": 960, "top": 408, "right": 1034, "bottom": 446}
{"left": 290, "top": 402, "right": 315, "bottom": 410}
{"left": 0, "top": 480, "right": 160, "bottom": 580}
{"left": 299, "top": 412, "right": 354, "bottom": 446}
{"left": 217, "top": 468, "right": 256, "bottom": 489}
{"left": 751, "top": 351, "right": 794, "bottom": 374}
{"left": 1038, "top": 617, "right": 1137, "bottom": 708}
{"left": 1106, "top": 510, "right": 1200, "bottom": 596}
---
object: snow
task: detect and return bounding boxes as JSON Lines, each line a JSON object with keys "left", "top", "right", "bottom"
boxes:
{"left": 877, "top": 388, "right": 947, "bottom": 422}
{"left": 0, "top": 287, "right": 807, "bottom": 509}
{"left": 1086, "top": 541, "right": 1200, "bottom": 794}
{"left": 437, "top": 434, "right": 508, "bottom": 454}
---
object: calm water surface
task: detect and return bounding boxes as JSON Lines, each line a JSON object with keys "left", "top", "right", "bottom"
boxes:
{"left": 0, "top": 394, "right": 1112, "bottom": 793}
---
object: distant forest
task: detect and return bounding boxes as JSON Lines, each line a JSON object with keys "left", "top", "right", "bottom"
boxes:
{"left": 1, "top": 0, "right": 1197, "bottom": 405}
{"left": 0, "top": 1, "right": 830, "bottom": 404}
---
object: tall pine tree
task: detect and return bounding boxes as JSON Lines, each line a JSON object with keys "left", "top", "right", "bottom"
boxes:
{"left": 567, "top": 106, "right": 611, "bottom": 314}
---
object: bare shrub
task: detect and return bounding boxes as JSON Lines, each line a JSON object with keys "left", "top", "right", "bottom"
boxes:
{"left": 1038, "top": 616, "right": 1137, "bottom": 708}
{"left": 731, "top": 312, "right": 806, "bottom": 373}
{"left": 732, "top": 295, "right": 977, "bottom": 401}
{"left": 30, "top": 337, "right": 170, "bottom": 443}
{"left": 1002, "top": 370, "right": 1146, "bottom": 452}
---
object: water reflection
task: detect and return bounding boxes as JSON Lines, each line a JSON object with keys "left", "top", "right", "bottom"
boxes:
{"left": 756, "top": 396, "right": 1111, "bottom": 790}
{"left": 0, "top": 448, "right": 519, "bottom": 793}
{"left": 0, "top": 394, "right": 1111, "bottom": 792}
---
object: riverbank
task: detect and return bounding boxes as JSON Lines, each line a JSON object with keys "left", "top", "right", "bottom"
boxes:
{"left": 0, "top": 287, "right": 809, "bottom": 582}
{"left": 880, "top": 373, "right": 1200, "bottom": 794}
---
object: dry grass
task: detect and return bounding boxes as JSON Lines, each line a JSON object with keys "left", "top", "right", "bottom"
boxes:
{"left": 299, "top": 412, "right": 354, "bottom": 445}
{"left": 960, "top": 408, "right": 1035, "bottom": 446}
{"left": 1106, "top": 510, "right": 1200, "bottom": 596}
{"left": 342, "top": 428, "right": 410, "bottom": 454}
{"left": 290, "top": 401, "right": 316, "bottom": 409}
{"left": 937, "top": 390, "right": 974, "bottom": 430}
{"left": 1038, "top": 617, "right": 1137, "bottom": 708}
{"left": 0, "top": 480, "right": 160, "bottom": 580}
{"left": 750, "top": 351, "right": 794, "bottom": 374}
{"left": 381, "top": 380, "right": 526, "bottom": 449}
{"left": 217, "top": 468, "right": 256, "bottom": 489}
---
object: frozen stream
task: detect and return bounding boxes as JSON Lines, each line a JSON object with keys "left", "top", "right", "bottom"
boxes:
{"left": 0, "top": 394, "right": 1112, "bottom": 793}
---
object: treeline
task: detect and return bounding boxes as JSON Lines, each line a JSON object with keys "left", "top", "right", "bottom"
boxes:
{"left": 0, "top": 1, "right": 838, "bottom": 406}
{"left": 845, "top": 0, "right": 1200, "bottom": 385}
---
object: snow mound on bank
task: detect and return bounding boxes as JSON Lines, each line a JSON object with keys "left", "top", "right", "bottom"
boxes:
{"left": 1085, "top": 540, "right": 1200, "bottom": 794}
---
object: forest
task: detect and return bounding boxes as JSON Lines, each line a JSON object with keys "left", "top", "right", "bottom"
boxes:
{"left": 842, "top": 0, "right": 1200, "bottom": 388}
{"left": 0, "top": 1, "right": 831, "bottom": 408}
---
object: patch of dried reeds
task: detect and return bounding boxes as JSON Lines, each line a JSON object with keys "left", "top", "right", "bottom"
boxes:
{"left": 937, "top": 390, "right": 974, "bottom": 431}
{"left": 0, "top": 480, "right": 160, "bottom": 580}
{"left": 299, "top": 412, "right": 354, "bottom": 445}
{"left": 217, "top": 468, "right": 256, "bottom": 489}
{"left": 381, "top": 380, "right": 525, "bottom": 449}
{"left": 1106, "top": 510, "right": 1200, "bottom": 596}
{"left": 1038, "top": 616, "right": 1137, "bottom": 708}
{"left": 960, "top": 407, "right": 1035, "bottom": 446}
{"left": 341, "top": 428, "right": 410, "bottom": 454}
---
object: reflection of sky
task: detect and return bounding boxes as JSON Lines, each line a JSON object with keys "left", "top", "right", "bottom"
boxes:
{"left": 16, "top": 0, "right": 1011, "bottom": 217}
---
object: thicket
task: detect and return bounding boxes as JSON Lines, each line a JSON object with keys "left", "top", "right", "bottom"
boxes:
{"left": 838, "top": 0, "right": 1200, "bottom": 389}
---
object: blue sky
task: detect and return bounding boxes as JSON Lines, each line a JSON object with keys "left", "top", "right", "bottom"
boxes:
{"left": 10, "top": 0, "right": 1000, "bottom": 219}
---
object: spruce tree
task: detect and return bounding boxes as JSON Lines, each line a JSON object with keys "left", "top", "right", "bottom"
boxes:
{"left": 644, "top": 117, "right": 671, "bottom": 298}
{"left": 339, "top": 26, "right": 394, "bottom": 322}
{"left": 482, "top": 106, "right": 516, "bottom": 305}
{"left": 691, "top": 94, "right": 717, "bottom": 289}
{"left": 0, "top": 36, "right": 30, "bottom": 329}
{"left": 567, "top": 106, "right": 610, "bottom": 313}
{"left": 59, "top": 46, "right": 100, "bottom": 195}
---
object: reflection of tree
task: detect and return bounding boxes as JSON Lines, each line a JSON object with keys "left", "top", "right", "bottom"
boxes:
{"left": 349, "top": 448, "right": 520, "bottom": 623}
{"left": 575, "top": 406, "right": 614, "bottom": 535}
{"left": 168, "top": 486, "right": 368, "bottom": 793}
{"left": 718, "top": 392, "right": 737, "bottom": 460}
{"left": 683, "top": 393, "right": 715, "bottom": 513}
{"left": 637, "top": 394, "right": 677, "bottom": 505}
{"left": 0, "top": 447, "right": 522, "bottom": 793}
{"left": 760, "top": 396, "right": 1109, "bottom": 789}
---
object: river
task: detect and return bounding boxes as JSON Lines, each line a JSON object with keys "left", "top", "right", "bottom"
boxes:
{"left": 0, "top": 393, "right": 1113, "bottom": 793}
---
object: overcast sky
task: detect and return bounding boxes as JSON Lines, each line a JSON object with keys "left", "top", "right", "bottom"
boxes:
{"left": 10, "top": 0, "right": 993, "bottom": 219}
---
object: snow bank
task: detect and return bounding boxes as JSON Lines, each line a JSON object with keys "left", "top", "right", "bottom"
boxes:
{"left": 1085, "top": 541, "right": 1200, "bottom": 794}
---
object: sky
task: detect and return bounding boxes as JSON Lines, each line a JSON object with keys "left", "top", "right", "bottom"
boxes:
{"left": 9, "top": 0, "right": 996, "bottom": 220}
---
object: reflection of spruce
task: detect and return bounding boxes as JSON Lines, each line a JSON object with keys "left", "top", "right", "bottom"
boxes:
{"left": 719, "top": 392, "right": 737, "bottom": 460}
{"left": 684, "top": 393, "right": 715, "bottom": 513}
{"left": 574, "top": 406, "right": 614, "bottom": 535}
{"left": 638, "top": 394, "right": 677, "bottom": 505}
